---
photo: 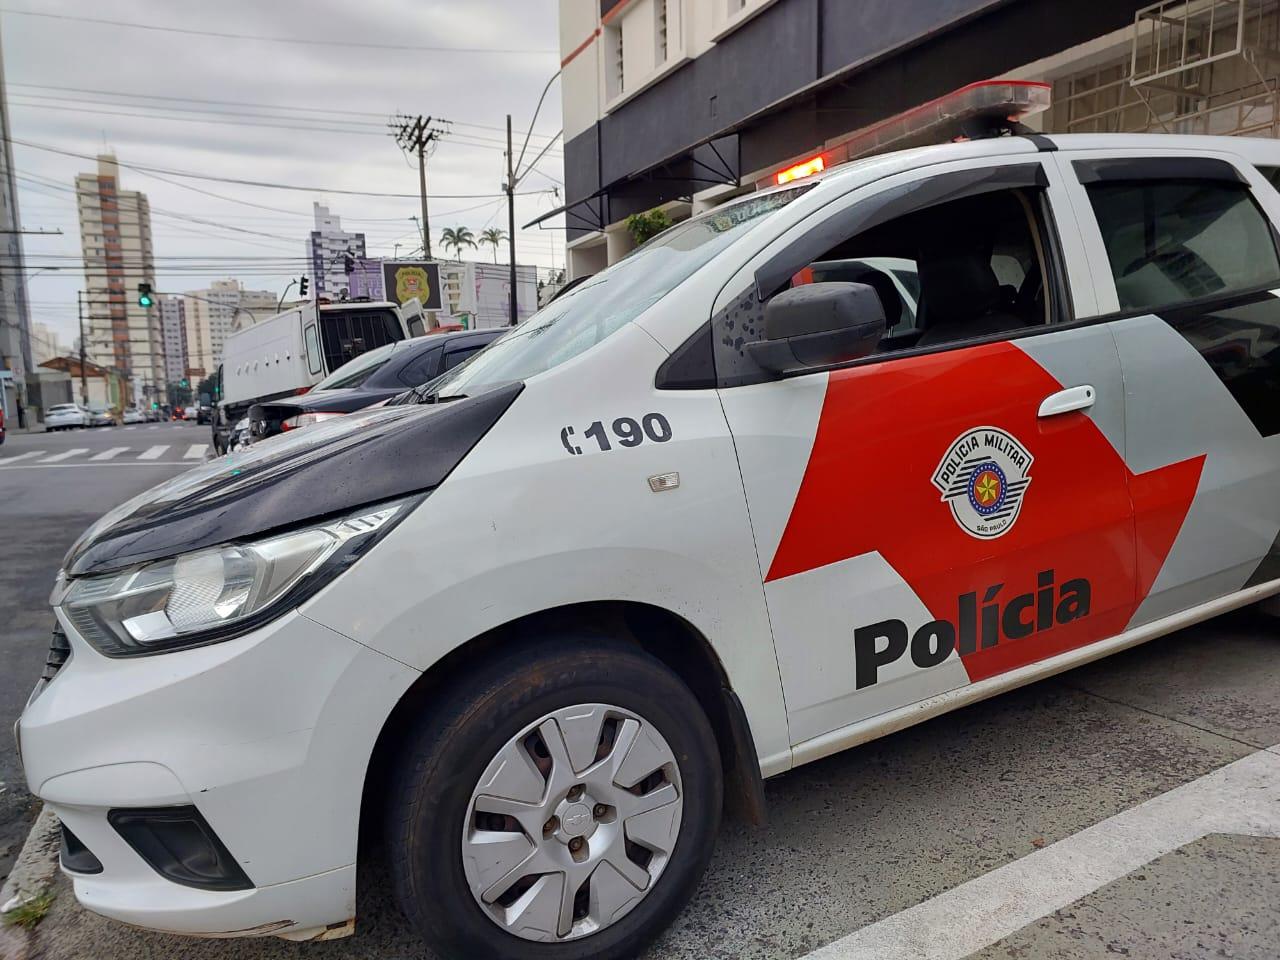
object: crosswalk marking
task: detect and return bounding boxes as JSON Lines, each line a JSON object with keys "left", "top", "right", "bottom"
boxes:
{"left": 90, "top": 446, "right": 129, "bottom": 461}
{"left": 0, "top": 451, "right": 45, "bottom": 464}
{"left": 183, "top": 443, "right": 208, "bottom": 460}
{"left": 138, "top": 445, "right": 167, "bottom": 460}
{"left": 40, "top": 448, "right": 89, "bottom": 463}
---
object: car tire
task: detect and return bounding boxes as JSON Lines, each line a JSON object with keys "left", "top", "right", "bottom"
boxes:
{"left": 386, "top": 639, "right": 722, "bottom": 960}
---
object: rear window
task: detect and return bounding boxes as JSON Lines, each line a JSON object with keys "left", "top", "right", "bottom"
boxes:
{"left": 314, "top": 341, "right": 398, "bottom": 390}
{"left": 1083, "top": 178, "right": 1280, "bottom": 312}
{"left": 48, "top": 404, "right": 77, "bottom": 413}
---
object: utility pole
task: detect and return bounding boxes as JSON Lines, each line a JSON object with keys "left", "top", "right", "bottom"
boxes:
{"left": 506, "top": 114, "right": 518, "bottom": 327}
{"left": 390, "top": 115, "right": 449, "bottom": 261}
{"left": 76, "top": 290, "right": 87, "bottom": 404}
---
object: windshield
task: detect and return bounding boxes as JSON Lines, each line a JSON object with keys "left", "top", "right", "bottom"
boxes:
{"left": 313, "top": 340, "right": 398, "bottom": 390}
{"left": 428, "top": 187, "right": 811, "bottom": 398}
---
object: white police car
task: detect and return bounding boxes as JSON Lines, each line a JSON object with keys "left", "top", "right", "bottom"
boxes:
{"left": 16, "top": 132, "right": 1280, "bottom": 958}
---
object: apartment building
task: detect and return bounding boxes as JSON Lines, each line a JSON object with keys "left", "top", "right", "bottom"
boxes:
{"left": 307, "top": 203, "right": 367, "bottom": 298}
{"left": 183, "top": 280, "right": 279, "bottom": 378}
{"left": 550, "top": 0, "right": 1277, "bottom": 277}
{"left": 75, "top": 154, "right": 162, "bottom": 394}
{"left": 157, "top": 296, "right": 188, "bottom": 384}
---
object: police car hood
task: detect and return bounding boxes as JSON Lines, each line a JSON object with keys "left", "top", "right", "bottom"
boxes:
{"left": 63, "top": 382, "right": 523, "bottom": 578}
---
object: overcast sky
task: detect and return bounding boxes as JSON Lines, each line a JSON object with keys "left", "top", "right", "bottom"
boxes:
{"left": 3, "top": 0, "right": 565, "bottom": 352}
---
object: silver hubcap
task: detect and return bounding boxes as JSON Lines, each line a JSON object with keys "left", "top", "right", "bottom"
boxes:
{"left": 461, "top": 703, "right": 684, "bottom": 942}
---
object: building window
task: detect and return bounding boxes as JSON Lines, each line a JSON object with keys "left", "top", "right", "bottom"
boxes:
{"left": 605, "top": 23, "right": 625, "bottom": 99}
{"left": 656, "top": 0, "right": 668, "bottom": 63}
{"left": 728, "top": 0, "right": 746, "bottom": 13}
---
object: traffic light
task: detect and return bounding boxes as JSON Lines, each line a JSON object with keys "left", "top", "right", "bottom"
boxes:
{"left": 137, "top": 282, "right": 154, "bottom": 308}
{"left": 299, "top": 276, "right": 309, "bottom": 297}
{"left": 180, "top": 378, "right": 189, "bottom": 388}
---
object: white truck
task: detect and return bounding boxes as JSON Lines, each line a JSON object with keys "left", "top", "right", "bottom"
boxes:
{"left": 213, "top": 298, "right": 426, "bottom": 453}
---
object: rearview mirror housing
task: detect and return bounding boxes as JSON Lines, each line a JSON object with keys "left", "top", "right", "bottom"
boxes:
{"left": 747, "top": 281, "right": 887, "bottom": 374}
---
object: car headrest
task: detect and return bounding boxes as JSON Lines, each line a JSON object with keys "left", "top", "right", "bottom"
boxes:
{"left": 917, "top": 242, "right": 1000, "bottom": 328}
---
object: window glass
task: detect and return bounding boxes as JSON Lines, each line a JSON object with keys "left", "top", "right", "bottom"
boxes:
{"left": 796, "top": 189, "right": 1050, "bottom": 349}
{"left": 313, "top": 341, "right": 397, "bottom": 390}
{"left": 396, "top": 345, "right": 444, "bottom": 387}
{"left": 442, "top": 345, "right": 484, "bottom": 371}
{"left": 304, "top": 325, "right": 322, "bottom": 375}
{"left": 429, "top": 185, "right": 811, "bottom": 398}
{"left": 1083, "top": 179, "right": 1280, "bottom": 311}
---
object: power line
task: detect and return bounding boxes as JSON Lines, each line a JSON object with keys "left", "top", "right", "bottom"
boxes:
{"left": 8, "top": 137, "right": 556, "bottom": 199}
{"left": 7, "top": 84, "right": 564, "bottom": 144}
{"left": 0, "top": 8, "right": 557, "bottom": 55}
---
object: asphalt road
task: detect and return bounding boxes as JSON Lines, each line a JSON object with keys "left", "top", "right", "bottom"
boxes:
{"left": 2, "top": 424, "right": 1278, "bottom": 959}
{"left": 0, "top": 420, "right": 210, "bottom": 887}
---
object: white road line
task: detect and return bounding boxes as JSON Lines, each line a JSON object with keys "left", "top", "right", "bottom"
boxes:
{"left": 800, "top": 745, "right": 1280, "bottom": 960}
{"left": 137, "top": 445, "right": 168, "bottom": 460}
{"left": 183, "top": 443, "right": 207, "bottom": 459}
{"left": 90, "top": 446, "right": 130, "bottom": 461}
{"left": 0, "top": 450, "right": 47, "bottom": 465}
{"left": 39, "top": 448, "right": 88, "bottom": 463}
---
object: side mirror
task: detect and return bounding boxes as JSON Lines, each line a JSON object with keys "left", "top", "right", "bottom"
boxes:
{"left": 747, "top": 281, "right": 887, "bottom": 374}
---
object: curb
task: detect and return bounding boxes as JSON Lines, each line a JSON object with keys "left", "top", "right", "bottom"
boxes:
{"left": 0, "top": 805, "right": 60, "bottom": 960}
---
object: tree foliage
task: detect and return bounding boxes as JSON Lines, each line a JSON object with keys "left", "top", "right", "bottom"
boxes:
{"left": 625, "top": 208, "right": 672, "bottom": 246}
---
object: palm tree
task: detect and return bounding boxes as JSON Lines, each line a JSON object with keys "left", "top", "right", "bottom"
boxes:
{"left": 479, "top": 227, "right": 508, "bottom": 263}
{"left": 440, "top": 226, "right": 477, "bottom": 260}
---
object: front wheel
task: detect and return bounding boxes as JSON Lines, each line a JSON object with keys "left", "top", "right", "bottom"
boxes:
{"left": 386, "top": 641, "right": 722, "bottom": 960}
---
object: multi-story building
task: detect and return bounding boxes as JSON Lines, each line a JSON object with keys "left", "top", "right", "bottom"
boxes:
{"left": 75, "top": 154, "right": 162, "bottom": 399}
{"left": 307, "top": 203, "right": 367, "bottom": 298}
{"left": 29, "top": 322, "right": 66, "bottom": 366}
{"left": 550, "top": 0, "right": 1280, "bottom": 277}
{"left": 437, "top": 260, "right": 539, "bottom": 328}
{"left": 183, "top": 280, "right": 278, "bottom": 378}
{"left": 0, "top": 23, "right": 30, "bottom": 422}
{"left": 157, "top": 297, "right": 188, "bottom": 384}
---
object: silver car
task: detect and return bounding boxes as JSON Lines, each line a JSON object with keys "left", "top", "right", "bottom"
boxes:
{"left": 44, "top": 403, "right": 87, "bottom": 431}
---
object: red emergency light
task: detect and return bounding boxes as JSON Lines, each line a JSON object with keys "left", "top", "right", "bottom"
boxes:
{"left": 760, "top": 80, "right": 1052, "bottom": 189}
{"left": 775, "top": 155, "right": 826, "bottom": 185}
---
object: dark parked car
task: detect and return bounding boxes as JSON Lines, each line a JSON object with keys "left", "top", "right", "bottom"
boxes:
{"left": 248, "top": 327, "right": 502, "bottom": 442}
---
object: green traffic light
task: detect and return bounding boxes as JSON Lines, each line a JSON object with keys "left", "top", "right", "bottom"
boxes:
{"left": 139, "top": 294, "right": 154, "bottom": 307}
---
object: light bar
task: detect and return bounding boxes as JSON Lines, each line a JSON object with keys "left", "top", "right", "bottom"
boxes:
{"left": 775, "top": 155, "right": 826, "bottom": 185}
{"left": 759, "top": 80, "right": 1052, "bottom": 189}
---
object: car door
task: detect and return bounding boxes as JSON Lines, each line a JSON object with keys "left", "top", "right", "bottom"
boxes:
{"left": 714, "top": 154, "right": 1147, "bottom": 749}
{"left": 1061, "top": 150, "right": 1280, "bottom": 625}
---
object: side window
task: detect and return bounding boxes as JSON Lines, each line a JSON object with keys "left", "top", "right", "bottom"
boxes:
{"left": 1081, "top": 177, "right": 1280, "bottom": 311}
{"left": 303, "top": 324, "right": 322, "bottom": 375}
{"left": 396, "top": 346, "right": 444, "bottom": 387}
{"left": 442, "top": 345, "right": 484, "bottom": 371}
{"left": 788, "top": 187, "right": 1055, "bottom": 351}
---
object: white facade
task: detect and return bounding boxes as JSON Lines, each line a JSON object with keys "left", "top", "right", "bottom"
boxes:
{"left": 75, "top": 155, "right": 163, "bottom": 397}
{"left": 437, "top": 260, "right": 538, "bottom": 328}
{"left": 183, "top": 280, "right": 279, "bottom": 377}
{"left": 307, "top": 203, "right": 367, "bottom": 298}
{"left": 29, "top": 322, "right": 67, "bottom": 366}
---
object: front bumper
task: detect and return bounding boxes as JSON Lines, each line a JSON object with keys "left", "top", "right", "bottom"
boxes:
{"left": 16, "top": 607, "right": 419, "bottom": 939}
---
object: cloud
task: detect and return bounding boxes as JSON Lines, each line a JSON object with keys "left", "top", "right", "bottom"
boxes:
{"left": 5, "top": 0, "right": 566, "bottom": 347}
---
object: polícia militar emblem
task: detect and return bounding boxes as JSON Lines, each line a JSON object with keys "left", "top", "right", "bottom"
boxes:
{"left": 931, "top": 427, "right": 1033, "bottom": 539}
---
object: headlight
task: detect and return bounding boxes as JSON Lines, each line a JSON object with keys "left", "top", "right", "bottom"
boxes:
{"left": 61, "top": 498, "right": 416, "bottom": 657}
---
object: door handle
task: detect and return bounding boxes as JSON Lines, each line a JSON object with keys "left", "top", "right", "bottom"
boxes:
{"left": 1038, "top": 385, "right": 1096, "bottom": 418}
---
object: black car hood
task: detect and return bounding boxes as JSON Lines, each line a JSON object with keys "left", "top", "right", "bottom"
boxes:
{"left": 64, "top": 382, "right": 523, "bottom": 577}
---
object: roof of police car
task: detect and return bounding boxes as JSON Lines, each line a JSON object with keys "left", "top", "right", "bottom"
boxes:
{"left": 792, "top": 132, "right": 1280, "bottom": 196}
